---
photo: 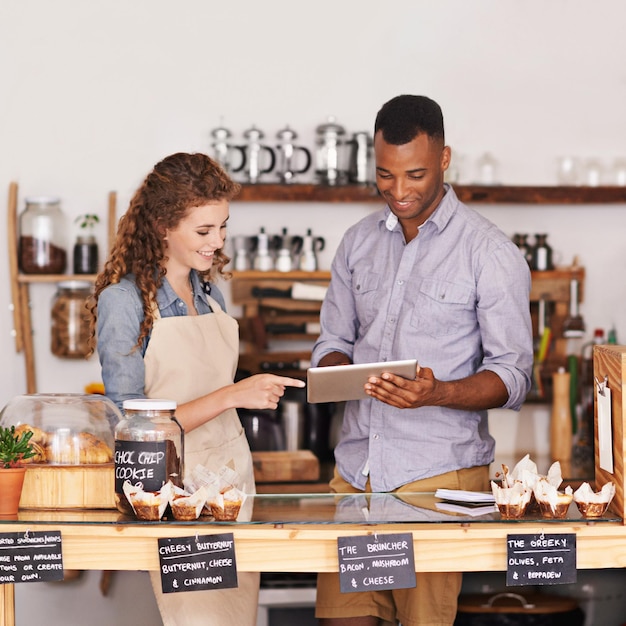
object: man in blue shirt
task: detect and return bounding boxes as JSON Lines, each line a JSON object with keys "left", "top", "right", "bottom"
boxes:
{"left": 313, "top": 95, "right": 533, "bottom": 626}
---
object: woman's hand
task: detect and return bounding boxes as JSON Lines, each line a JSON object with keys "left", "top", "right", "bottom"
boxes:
{"left": 176, "top": 374, "right": 307, "bottom": 432}
{"left": 233, "top": 374, "right": 305, "bottom": 410}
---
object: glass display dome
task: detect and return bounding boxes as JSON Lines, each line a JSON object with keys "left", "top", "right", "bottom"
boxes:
{"left": 0, "top": 393, "right": 121, "bottom": 465}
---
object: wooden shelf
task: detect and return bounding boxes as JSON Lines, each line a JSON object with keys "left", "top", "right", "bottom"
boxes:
{"left": 7, "top": 181, "right": 116, "bottom": 393}
{"left": 17, "top": 274, "right": 97, "bottom": 283}
{"left": 232, "top": 272, "right": 330, "bottom": 377}
{"left": 235, "top": 183, "right": 626, "bottom": 204}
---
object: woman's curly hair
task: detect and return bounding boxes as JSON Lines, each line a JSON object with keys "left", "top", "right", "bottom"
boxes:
{"left": 88, "top": 152, "right": 240, "bottom": 352}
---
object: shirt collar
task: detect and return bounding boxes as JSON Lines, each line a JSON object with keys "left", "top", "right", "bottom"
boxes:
{"left": 381, "top": 184, "right": 459, "bottom": 234}
{"left": 156, "top": 270, "right": 207, "bottom": 310}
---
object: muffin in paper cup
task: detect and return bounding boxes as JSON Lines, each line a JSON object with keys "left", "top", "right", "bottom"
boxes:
{"left": 491, "top": 481, "right": 532, "bottom": 519}
{"left": 208, "top": 487, "right": 245, "bottom": 521}
{"left": 534, "top": 479, "right": 573, "bottom": 519}
{"left": 170, "top": 486, "right": 208, "bottom": 521}
{"left": 123, "top": 480, "right": 173, "bottom": 521}
{"left": 574, "top": 482, "right": 615, "bottom": 518}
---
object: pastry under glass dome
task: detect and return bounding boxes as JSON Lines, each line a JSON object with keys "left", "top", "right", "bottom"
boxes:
{"left": 0, "top": 393, "right": 121, "bottom": 465}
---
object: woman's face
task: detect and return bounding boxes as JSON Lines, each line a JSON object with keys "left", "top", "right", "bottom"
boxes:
{"left": 164, "top": 200, "right": 229, "bottom": 274}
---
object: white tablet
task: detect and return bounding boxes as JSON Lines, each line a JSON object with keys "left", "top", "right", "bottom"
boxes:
{"left": 307, "top": 359, "right": 418, "bottom": 403}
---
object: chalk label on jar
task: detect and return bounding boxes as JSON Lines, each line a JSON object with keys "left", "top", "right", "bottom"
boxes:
{"left": 114, "top": 439, "right": 168, "bottom": 493}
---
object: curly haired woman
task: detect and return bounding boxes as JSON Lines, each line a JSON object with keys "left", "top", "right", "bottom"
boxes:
{"left": 90, "top": 152, "right": 304, "bottom": 625}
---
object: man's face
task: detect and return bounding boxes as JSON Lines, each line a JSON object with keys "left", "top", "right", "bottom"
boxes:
{"left": 374, "top": 131, "right": 451, "bottom": 234}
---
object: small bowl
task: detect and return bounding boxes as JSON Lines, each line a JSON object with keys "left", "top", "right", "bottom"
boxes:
{"left": 537, "top": 493, "right": 573, "bottom": 519}
{"left": 575, "top": 500, "right": 611, "bottom": 518}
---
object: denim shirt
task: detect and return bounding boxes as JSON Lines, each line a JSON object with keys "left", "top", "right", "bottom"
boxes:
{"left": 96, "top": 271, "right": 226, "bottom": 412}
{"left": 312, "top": 185, "right": 533, "bottom": 492}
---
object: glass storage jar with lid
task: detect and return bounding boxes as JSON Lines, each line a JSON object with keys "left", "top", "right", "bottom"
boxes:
{"left": 18, "top": 196, "right": 68, "bottom": 274}
{"left": 50, "top": 280, "right": 92, "bottom": 358}
{"left": 114, "top": 399, "right": 184, "bottom": 515}
{"left": 0, "top": 393, "right": 121, "bottom": 466}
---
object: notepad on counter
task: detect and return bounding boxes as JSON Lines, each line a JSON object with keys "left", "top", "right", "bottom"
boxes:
{"left": 435, "top": 501, "right": 498, "bottom": 517}
{"left": 434, "top": 488, "right": 495, "bottom": 505}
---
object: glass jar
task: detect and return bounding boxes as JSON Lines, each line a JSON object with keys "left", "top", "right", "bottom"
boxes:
{"left": 18, "top": 197, "right": 67, "bottom": 274}
{"left": 531, "top": 234, "right": 554, "bottom": 271}
{"left": 513, "top": 233, "right": 532, "bottom": 267}
{"left": 114, "top": 399, "right": 184, "bottom": 515}
{"left": 50, "top": 281, "right": 92, "bottom": 358}
{"left": 73, "top": 234, "right": 99, "bottom": 274}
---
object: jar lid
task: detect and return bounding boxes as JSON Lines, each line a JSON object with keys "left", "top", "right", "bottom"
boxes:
{"left": 24, "top": 196, "right": 61, "bottom": 205}
{"left": 57, "top": 280, "right": 93, "bottom": 290}
{"left": 123, "top": 398, "right": 177, "bottom": 411}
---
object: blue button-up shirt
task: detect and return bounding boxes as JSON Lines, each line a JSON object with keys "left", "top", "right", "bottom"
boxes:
{"left": 96, "top": 271, "right": 226, "bottom": 412}
{"left": 312, "top": 186, "right": 533, "bottom": 492}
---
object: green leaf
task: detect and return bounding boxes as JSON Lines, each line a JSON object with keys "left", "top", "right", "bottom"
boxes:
{"left": 74, "top": 214, "right": 100, "bottom": 230}
{"left": 0, "top": 425, "right": 36, "bottom": 468}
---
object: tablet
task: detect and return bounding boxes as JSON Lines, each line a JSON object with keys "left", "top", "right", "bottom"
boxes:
{"left": 307, "top": 359, "right": 418, "bottom": 403}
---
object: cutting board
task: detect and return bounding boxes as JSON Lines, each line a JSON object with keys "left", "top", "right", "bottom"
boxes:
{"left": 252, "top": 450, "right": 320, "bottom": 483}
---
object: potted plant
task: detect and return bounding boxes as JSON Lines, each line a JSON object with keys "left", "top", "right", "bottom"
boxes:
{"left": 73, "top": 213, "right": 100, "bottom": 275}
{"left": 0, "top": 425, "right": 36, "bottom": 515}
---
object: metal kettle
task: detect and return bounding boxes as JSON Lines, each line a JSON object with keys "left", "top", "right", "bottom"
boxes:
{"left": 231, "top": 235, "right": 254, "bottom": 271}
{"left": 275, "top": 227, "right": 303, "bottom": 272}
{"left": 347, "top": 131, "right": 374, "bottom": 184}
{"left": 210, "top": 125, "right": 246, "bottom": 175}
{"left": 275, "top": 126, "right": 312, "bottom": 184}
{"left": 299, "top": 228, "right": 325, "bottom": 272}
{"left": 252, "top": 227, "right": 277, "bottom": 271}
{"left": 240, "top": 125, "right": 276, "bottom": 184}
{"left": 315, "top": 116, "right": 347, "bottom": 186}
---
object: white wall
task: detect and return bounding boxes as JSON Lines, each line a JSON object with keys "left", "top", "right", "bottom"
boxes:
{"left": 1, "top": 0, "right": 625, "bottom": 402}
{"left": 2, "top": 1, "right": 626, "bottom": 622}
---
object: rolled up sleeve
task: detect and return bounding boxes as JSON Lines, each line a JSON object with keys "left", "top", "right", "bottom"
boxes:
{"left": 96, "top": 283, "right": 147, "bottom": 411}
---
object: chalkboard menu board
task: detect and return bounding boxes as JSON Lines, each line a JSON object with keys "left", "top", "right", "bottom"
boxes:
{"left": 115, "top": 439, "right": 168, "bottom": 493}
{"left": 507, "top": 533, "right": 576, "bottom": 586}
{"left": 0, "top": 530, "right": 63, "bottom": 583}
{"left": 337, "top": 532, "right": 416, "bottom": 593}
{"left": 158, "top": 532, "right": 238, "bottom": 594}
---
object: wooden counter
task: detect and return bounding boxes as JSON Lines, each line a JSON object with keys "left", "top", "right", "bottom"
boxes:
{"left": 0, "top": 493, "right": 624, "bottom": 626}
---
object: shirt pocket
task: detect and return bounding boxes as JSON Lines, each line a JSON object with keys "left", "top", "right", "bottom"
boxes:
{"left": 411, "top": 278, "right": 474, "bottom": 338}
{"left": 352, "top": 271, "right": 381, "bottom": 331}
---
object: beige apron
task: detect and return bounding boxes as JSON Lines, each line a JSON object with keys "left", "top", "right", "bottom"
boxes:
{"left": 145, "top": 295, "right": 259, "bottom": 626}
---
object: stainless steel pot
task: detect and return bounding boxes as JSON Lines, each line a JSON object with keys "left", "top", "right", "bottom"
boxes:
{"left": 239, "top": 409, "right": 285, "bottom": 452}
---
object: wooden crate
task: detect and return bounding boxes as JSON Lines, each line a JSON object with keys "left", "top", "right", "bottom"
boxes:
{"left": 20, "top": 464, "right": 116, "bottom": 509}
{"left": 593, "top": 345, "right": 626, "bottom": 522}
{"left": 252, "top": 451, "right": 320, "bottom": 483}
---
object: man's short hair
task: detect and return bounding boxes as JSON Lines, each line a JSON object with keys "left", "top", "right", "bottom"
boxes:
{"left": 374, "top": 95, "right": 445, "bottom": 145}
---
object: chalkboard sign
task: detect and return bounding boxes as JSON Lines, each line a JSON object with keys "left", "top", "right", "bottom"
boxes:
{"left": 507, "top": 533, "right": 576, "bottom": 586}
{"left": 115, "top": 439, "right": 168, "bottom": 493}
{"left": 337, "top": 533, "right": 416, "bottom": 594}
{"left": 0, "top": 530, "right": 63, "bottom": 583}
{"left": 158, "top": 532, "right": 238, "bottom": 594}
